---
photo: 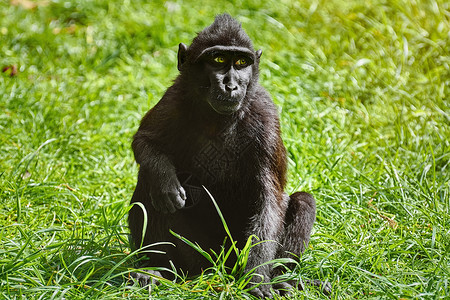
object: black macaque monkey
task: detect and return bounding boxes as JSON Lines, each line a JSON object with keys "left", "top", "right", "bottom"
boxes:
{"left": 129, "top": 14, "right": 324, "bottom": 298}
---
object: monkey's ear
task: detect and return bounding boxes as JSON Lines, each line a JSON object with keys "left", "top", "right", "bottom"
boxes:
{"left": 256, "top": 49, "right": 262, "bottom": 59}
{"left": 178, "top": 43, "right": 188, "bottom": 71}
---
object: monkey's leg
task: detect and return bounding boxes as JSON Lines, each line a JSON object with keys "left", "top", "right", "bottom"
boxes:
{"left": 273, "top": 192, "right": 331, "bottom": 295}
{"left": 128, "top": 180, "right": 175, "bottom": 287}
{"left": 278, "top": 191, "right": 316, "bottom": 256}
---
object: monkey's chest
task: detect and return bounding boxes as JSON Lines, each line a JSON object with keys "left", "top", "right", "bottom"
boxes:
{"left": 178, "top": 132, "right": 253, "bottom": 185}
{"left": 171, "top": 131, "right": 255, "bottom": 218}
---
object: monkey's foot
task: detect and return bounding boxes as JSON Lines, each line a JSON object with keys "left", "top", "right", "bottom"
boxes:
{"left": 129, "top": 269, "right": 163, "bottom": 287}
{"left": 247, "top": 284, "right": 273, "bottom": 299}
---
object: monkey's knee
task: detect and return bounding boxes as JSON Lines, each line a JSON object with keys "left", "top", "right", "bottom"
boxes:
{"left": 286, "top": 192, "right": 316, "bottom": 227}
{"left": 289, "top": 191, "right": 316, "bottom": 214}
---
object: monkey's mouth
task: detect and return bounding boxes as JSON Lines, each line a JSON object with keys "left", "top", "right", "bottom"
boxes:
{"left": 206, "top": 87, "right": 245, "bottom": 114}
{"left": 208, "top": 97, "right": 243, "bottom": 114}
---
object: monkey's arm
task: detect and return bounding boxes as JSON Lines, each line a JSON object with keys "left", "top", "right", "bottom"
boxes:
{"left": 243, "top": 171, "right": 285, "bottom": 298}
{"left": 243, "top": 129, "right": 287, "bottom": 297}
{"left": 244, "top": 168, "right": 285, "bottom": 266}
{"left": 131, "top": 113, "right": 186, "bottom": 214}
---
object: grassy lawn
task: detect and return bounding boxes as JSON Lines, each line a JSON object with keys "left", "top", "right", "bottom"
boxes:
{"left": 1, "top": 0, "right": 448, "bottom": 299}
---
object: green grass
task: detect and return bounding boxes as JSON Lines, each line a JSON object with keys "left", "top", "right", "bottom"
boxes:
{"left": 1, "top": 0, "right": 449, "bottom": 298}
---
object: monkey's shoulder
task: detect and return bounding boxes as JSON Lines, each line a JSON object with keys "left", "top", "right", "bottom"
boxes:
{"left": 243, "top": 86, "right": 281, "bottom": 132}
{"left": 247, "top": 85, "right": 279, "bottom": 116}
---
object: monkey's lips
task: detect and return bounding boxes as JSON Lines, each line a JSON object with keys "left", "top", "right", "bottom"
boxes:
{"left": 208, "top": 89, "right": 245, "bottom": 114}
{"left": 208, "top": 97, "right": 243, "bottom": 114}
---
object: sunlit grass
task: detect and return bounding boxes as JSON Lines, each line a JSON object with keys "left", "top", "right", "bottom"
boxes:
{"left": 1, "top": 0, "right": 448, "bottom": 299}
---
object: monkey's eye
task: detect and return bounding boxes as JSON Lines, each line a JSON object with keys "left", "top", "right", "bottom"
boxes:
{"left": 214, "top": 56, "right": 226, "bottom": 63}
{"left": 235, "top": 58, "right": 247, "bottom": 66}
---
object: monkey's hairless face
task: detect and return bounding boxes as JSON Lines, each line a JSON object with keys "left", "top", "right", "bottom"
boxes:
{"left": 194, "top": 46, "right": 256, "bottom": 114}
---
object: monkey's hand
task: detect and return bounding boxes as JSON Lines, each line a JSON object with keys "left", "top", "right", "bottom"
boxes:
{"left": 150, "top": 176, "right": 187, "bottom": 214}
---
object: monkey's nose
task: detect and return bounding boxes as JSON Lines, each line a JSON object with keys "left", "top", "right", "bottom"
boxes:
{"left": 225, "top": 84, "right": 238, "bottom": 92}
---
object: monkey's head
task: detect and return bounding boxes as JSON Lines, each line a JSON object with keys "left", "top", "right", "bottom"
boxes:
{"left": 177, "top": 14, "right": 262, "bottom": 115}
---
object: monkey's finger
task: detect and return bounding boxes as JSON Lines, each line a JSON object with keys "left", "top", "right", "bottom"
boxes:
{"left": 164, "top": 191, "right": 183, "bottom": 212}
{"left": 170, "top": 192, "right": 186, "bottom": 210}
{"left": 173, "top": 186, "right": 186, "bottom": 209}
{"left": 179, "top": 186, "right": 187, "bottom": 201}
{"left": 174, "top": 196, "right": 185, "bottom": 210}
{"left": 248, "top": 287, "right": 265, "bottom": 299}
{"left": 130, "top": 271, "right": 151, "bottom": 287}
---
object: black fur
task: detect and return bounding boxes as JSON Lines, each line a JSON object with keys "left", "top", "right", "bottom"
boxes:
{"left": 128, "top": 14, "right": 317, "bottom": 298}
